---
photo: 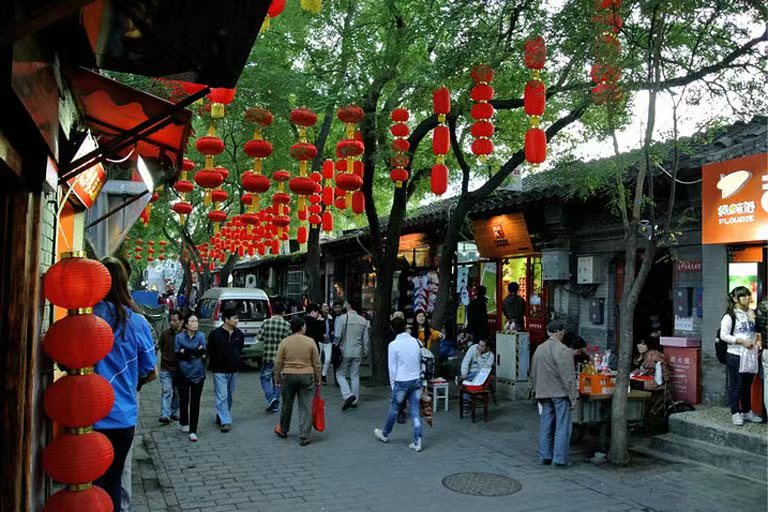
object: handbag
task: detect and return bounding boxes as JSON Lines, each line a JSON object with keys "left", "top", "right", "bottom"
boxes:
{"left": 419, "top": 388, "right": 433, "bottom": 427}
{"left": 312, "top": 386, "right": 326, "bottom": 432}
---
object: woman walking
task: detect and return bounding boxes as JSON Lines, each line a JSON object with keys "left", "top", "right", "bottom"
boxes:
{"left": 175, "top": 313, "right": 207, "bottom": 441}
{"left": 93, "top": 257, "right": 157, "bottom": 511}
{"left": 721, "top": 286, "right": 763, "bottom": 425}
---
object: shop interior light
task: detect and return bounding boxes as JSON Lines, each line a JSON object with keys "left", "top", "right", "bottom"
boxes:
{"left": 137, "top": 156, "right": 154, "bottom": 192}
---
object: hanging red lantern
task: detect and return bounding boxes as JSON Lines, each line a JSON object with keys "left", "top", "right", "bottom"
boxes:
{"left": 433, "top": 87, "right": 451, "bottom": 120}
{"left": 208, "top": 210, "right": 228, "bottom": 224}
{"left": 211, "top": 189, "right": 228, "bottom": 203}
{"left": 431, "top": 164, "right": 448, "bottom": 195}
{"left": 470, "top": 83, "right": 494, "bottom": 102}
{"left": 43, "top": 314, "right": 113, "bottom": 369}
{"left": 390, "top": 123, "right": 409, "bottom": 137}
{"left": 334, "top": 196, "right": 347, "bottom": 210}
{"left": 390, "top": 168, "right": 409, "bottom": 184}
{"left": 470, "top": 102, "right": 495, "bottom": 120}
{"left": 471, "top": 64, "right": 495, "bottom": 84}
{"left": 242, "top": 172, "right": 271, "bottom": 194}
{"left": 44, "top": 486, "right": 112, "bottom": 512}
{"left": 322, "top": 186, "right": 334, "bottom": 206}
{"left": 337, "top": 105, "right": 365, "bottom": 125}
{"left": 194, "top": 168, "right": 224, "bottom": 188}
{"left": 309, "top": 213, "right": 321, "bottom": 225}
{"left": 471, "top": 138, "right": 494, "bottom": 159}
{"left": 525, "top": 128, "right": 547, "bottom": 164}
{"left": 270, "top": 238, "right": 281, "bottom": 254}
{"left": 289, "top": 142, "right": 318, "bottom": 161}
{"left": 297, "top": 226, "right": 308, "bottom": 244}
{"left": 432, "top": 125, "right": 450, "bottom": 155}
{"left": 172, "top": 201, "right": 193, "bottom": 224}
{"left": 290, "top": 107, "right": 318, "bottom": 127}
{"left": 524, "top": 36, "right": 546, "bottom": 70}
{"left": 591, "top": 1, "right": 623, "bottom": 105}
{"left": 207, "top": 88, "right": 236, "bottom": 119}
{"left": 335, "top": 173, "right": 363, "bottom": 192}
{"left": 244, "top": 139, "right": 273, "bottom": 159}
{"left": 262, "top": 0, "right": 286, "bottom": 31}
{"left": 390, "top": 107, "right": 410, "bottom": 188}
{"left": 322, "top": 211, "right": 334, "bottom": 232}
{"left": 43, "top": 254, "right": 111, "bottom": 309}
{"left": 335, "top": 139, "right": 364, "bottom": 158}
{"left": 44, "top": 374, "right": 114, "bottom": 427}
{"left": 173, "top": 178, "right": 194, "bottom": 194}
{"left": 42, "top": 433, "right": 114, "bottom": 484}
{"left": 241, "top": 193, "right": 253, "bottom": 206}
{"left": 195, "top": 136, "right": 225, "bottom": 156}
{"left": 471, "top": 121, "right": 495, "bottom": 138}
{"left": 524, "top": 80, "right": 546, "bottom": 116}
{"left": 351, "top": 191, "right": 365, "bottom": 215}
{"left": 431, "top": 88, "right": 451, "bottom": 192}
{"left": 391, "top": 108, "right": 409, "bottom": 122}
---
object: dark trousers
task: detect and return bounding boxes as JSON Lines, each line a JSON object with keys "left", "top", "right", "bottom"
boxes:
{"left": 94, "top": 426, "right": 135, "bottom": 512}
{"left": 280, "top": 374, "right": 315, "bottom": 439}
{"left": 726, "top": 353, "right": 754, "bottom": 414}
{"left": 178, "top": 376, "right": 205, "bottom": 433}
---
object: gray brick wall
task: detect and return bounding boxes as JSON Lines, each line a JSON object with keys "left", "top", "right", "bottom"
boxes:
{"left": 701, "top": 244, "right": 728, "bottom": 405}
{"left": 39, "top": 191, "right": 57, "bottom": 330}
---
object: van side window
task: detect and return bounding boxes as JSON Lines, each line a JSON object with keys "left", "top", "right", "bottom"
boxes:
{"left": 220, "top": 299, "right": 269, "bottom": 321}
{"left": 197, "top": 298, "right": 216, "bottom": 319}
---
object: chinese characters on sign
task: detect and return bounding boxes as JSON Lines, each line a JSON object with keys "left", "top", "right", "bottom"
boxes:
{"left": 66, "top": 133, "right": 106, "bottom": 209}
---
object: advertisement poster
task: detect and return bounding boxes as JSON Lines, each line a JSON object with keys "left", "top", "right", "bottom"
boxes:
{"left": 481, "top": 263, "right": 497, "bottom": 313}
{"left": 728, "top": 262, "right": 759, "bottom": 309}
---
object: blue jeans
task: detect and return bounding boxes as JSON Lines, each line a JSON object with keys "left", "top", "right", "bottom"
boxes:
{"left": 382, "top": 379, "right": 423, "bottom": 443}
{"left": 159, "top": 369, "right": 179, "bottom": 418}
{"left": 260, "top": 362, "right": 280, "bottom": 406}
{"left": 538, "top": 397, "right": 573, "bottom": 464}
{"left": 213, "top": 373, "right": 237, "bottom": 425}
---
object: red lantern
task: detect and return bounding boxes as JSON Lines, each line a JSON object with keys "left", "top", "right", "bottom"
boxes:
{"left": 272, "top": 192, "right": 291, "bottom": 205}
{"left": 471, "top": 138, "right": 494, "bottom": 158}
{"left": 289, "top": 177, "right": 316, "bottom": 196}
{"left": 471, "top": 121, "right": 495, "bottom": 138}
{"left": 44, "top": 486, "right": 112, "bottom": 512}
{"left": 392, "top": 138, "right": 410, "bottom": 153}
{"left": 173, "top": 179, "right": 194, "bottom": 194}
{"left": 42, "top": 433, "right": 114, "bottom": 485}
{"left": 290, "top": 107, "right": 318, "bottom": 127}
{"left": 182, "top": 158, "right": 195, "bottom": 172}
{"left": 334, "top": 196, "right": 347, "bottom": 210}
{"left": 471, "top": 64, "right": 495, "bottom": 84}
{"left": 309, "top": 213, "right": 321, "bottom": 225}
{"left": 322, "top": 186, "right": 334, "bottom": 206}
{"left": 524, "top": 80, "right": 546, "bottom": 116}
{"left": 195, "top": 136, "right": 225, "bottom": 156}
{"left": 172, "top": 201, "right": 193, "bottom": 216}
{"left": 297, "top": 226, "right": 308, "bottom": 244}
{"left": 524, "top": 36, "right": 546, "bottom": 70}
{"left": 211, "top": 189, "right": 228, "bottom": 203}
{"left": 43, "top": 255, "right": 111, "bottom": 309}
{"left": 431, "top": 164, "right": 448, "bottom": 195}
{"left": 208, "top": 88, "right": 236, "bottom": 105}
{"left": 244, "top": 139, "right": 273, "bottom": 159}
{"left": 590, "top": 63, "right": 621, "bottom": 84}
{"left": 335, "top": 139, "right": 364, "bottom": 158}
{"left": 337, "top": 105, "right": 365, "bottom": 124}
{"left": 322, "top": 160, "right": 334, "bottom": 180}
{"left": 289, "top": 142, "right": 318, "bottom": 161}
{"left": 391, "top": 108, "right": 409, "bottom": 122}
{"left": 335, "top": 173, "right": 363, "bottom": 192}
{"left": 322, "top": 211, "right": 334, "bottom": 232}
{"left": 273, "top": 169, "right": 291, "bottom": 183}
{"left": 208, "top": 210, "right": 228, "bottom": 223}
{"left": 390, "top": 123, "right": 409, "bottom": 137}
{"left": 241, "top": 172, "right": 271, "bottom": 193}
{"left": 43, "top": 314, "right": 113, "bottom": 368}
{"left": 44, "top": 374, "right": 114, "bottom": 427}
{"left": 244, "top": 107, "right": 274, "bottom": 126}
{"left": 470, "top": 102, "right": 495, "bottom": 120}
{"left": 525, "top": 128, "right": 547, "bottom": 164}
{"left": 351, "top": 191, "right": 365, "bottom": 215}
{"left": 432, "top": 125, "right": 450, "bottom": 155}
{"left": 471, "top": 84, "right": 494, "bottom": 102}
{"left": 194, "top": 169, "right": 224, "bottom": 189}
{"left": 433, "top": 87, "right": 451, "bottom": 117}
{"left": 390, "top": 168, "right": 409, "bottom": 185}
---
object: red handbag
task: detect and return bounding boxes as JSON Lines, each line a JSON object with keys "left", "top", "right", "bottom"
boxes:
{"left": 312, "top": 387, "right": 325, "bottom": 432}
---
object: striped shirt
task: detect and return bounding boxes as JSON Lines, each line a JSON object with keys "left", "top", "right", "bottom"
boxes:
{"left": 256, "top": 316, "right": 291, "bottom": 363}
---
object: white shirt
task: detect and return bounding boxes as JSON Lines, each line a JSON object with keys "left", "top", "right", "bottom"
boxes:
{"left": 388, "top": 332, "right": 422, "bottom": 388}
{"left": 721, "top": 309, "right": 755, "bottom": 356}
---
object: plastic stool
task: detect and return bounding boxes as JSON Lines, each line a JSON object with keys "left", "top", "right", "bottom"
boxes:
{"left": 430, "top": 382, "right": 449, "bottom": 412}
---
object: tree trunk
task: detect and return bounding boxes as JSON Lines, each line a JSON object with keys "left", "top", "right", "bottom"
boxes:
{"left": 304, "top": 226, "right": 323, "bottom": 304}
{"left": 218, "top": 254, "right": 238, "bottom": 288}
{"left": 431, "top": 200, "right": 468, "bottom": 331}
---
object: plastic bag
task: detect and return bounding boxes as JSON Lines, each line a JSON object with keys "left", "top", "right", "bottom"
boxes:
{"left": 739, "top": 347, "right": 759, "bottom": 374}
{"left": 654, "top": 361, "right": 664, "bottom": 386}
{"left": 312, "top": 387, "right": 325, "bottom": 432}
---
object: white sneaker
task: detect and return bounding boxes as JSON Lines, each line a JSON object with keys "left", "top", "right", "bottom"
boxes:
{"left": 189, "top": 433, "right": 198, "bottom": 442}
{"left": 732, "top": 413, "right": 744, "bottom": 426}
{"left": 374, "top": 429, "right": 388, "bottom": 443}
{"left": 181, "top": 425, "right": 190, "bottom": 433}
{"left": 408, "top": 439, "right": 422, "bottom": 452}
{"left": 743, "top": 411, "right": 764, "bottom": 423}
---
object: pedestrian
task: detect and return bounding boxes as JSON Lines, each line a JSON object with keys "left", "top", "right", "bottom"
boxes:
{"left": 501, "top": 282, "right": 526, "bottom": 331}
{"left": 305, "top": 303, "right": 326, "bottom": 352}
{"left": 334, "top": 297, "right": 370, "bottom": 410}
{"left": 720, "top": 286, "right": 763, "bottom": 425}
{"left": 175, "top": 313, "right": 207, "bottom": 441}
{"left": 273, "top": 317, "right": 322, "bottom": 446}
{"left": 467, "top": 285, "right": 489, "bottom": 343}
{"left": 256, "top": 301, "right": 292, "bottom": 412}
{"left": 331, "top": 300, "right": 345, "bottom": 377}
{"left": 410, "top": 309, "right": 444, "bottom": 352}
{"left": 207, "top": 308, "right": 245, "bottom": 432}
{"left": 530, "top": 320, "right": 578, "bottom": 468}
{"left": 374, "top": 316, "right": 424, "bottom": 452}
{"left": 319, "top": 302, "right": 334, "bottom": 384}
{"left": 93, "top": 257, "right": 157, "bottom": 512}
{"left": 158, "top": 309, "right": 182, "bottom": 425}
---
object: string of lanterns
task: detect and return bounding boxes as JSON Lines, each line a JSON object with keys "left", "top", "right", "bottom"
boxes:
{"left": 591, "top": 0, "right": 623, "bottom": 105}
{"left": 523, "top": 36, "right": 547, "bottom": 165}
{"left": 470, "top": 64, "right": 496, "bottom": 164}
{"left": 390, "top": 108, "right": 410, "bottom": 188}
{"left": 431, "top": 87, "right": 451, "bottom": 196}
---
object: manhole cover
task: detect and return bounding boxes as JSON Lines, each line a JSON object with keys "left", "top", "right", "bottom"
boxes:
{"left": 441, "top": 472, "right": 522, "bottom": 496}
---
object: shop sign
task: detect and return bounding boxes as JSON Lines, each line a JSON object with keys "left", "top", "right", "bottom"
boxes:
{"left": 472, "top": 213, "right": 533, "bottom": 259}
{"left": 67, "top": 133, "right": 106, "bottom": 209}
{"left": 702, "top": 153, "right": 768, "bottom": 244}
{"left": 675, "top": 261, "right": 702, "bottom": 272}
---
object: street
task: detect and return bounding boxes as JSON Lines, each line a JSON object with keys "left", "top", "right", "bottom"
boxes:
{"left": 129, "top": 370, "right": 766, "bottom": 512}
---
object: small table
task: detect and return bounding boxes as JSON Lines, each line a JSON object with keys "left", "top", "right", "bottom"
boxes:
{"left": 429, "top": 381, "right": 449, "bottom": 412}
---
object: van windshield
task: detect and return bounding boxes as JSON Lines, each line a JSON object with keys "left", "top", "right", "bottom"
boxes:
{"left": 219, "top": 299, "right": 270, "bottom": 322}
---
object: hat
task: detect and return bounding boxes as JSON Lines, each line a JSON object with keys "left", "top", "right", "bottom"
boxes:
{"left": 546, "top": 320, "right": 565, "bottom": 334}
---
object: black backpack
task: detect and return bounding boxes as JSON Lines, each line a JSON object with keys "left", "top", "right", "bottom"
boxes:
{"left": 715, "top": 312, "right": 736, "bottom": 364}
{"left": 417, "top": 340, "right": 435, "bottom": 381}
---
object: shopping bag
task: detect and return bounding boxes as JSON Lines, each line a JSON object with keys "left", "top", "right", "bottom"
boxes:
{"left": 312, "top": 387, "right": 326, "bottom": 432}
{"left": 739, "top": 347, "right": 759, "bottom": 374}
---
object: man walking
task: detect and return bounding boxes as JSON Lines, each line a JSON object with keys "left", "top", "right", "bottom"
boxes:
{"left": 158, "top": 310, "right": 182, "bottom": 424}
{"left": 334, "top": 298, "right": 369, "bottom": 410}
{"left": 257, "top": 301, "right": 292, "bottom": 412}
{"left": 273, "top": 317, "right": 321, "bottom": 446}
{"left": 530, "top": 321, "right": 578, "bottom": 468}
{"left": 374, "top": 316, "right": 424, "bottom": 452}
{"left": 319, "top": 303, "right": 334, "bottom": 384}
{"left": 207, "top": 308, "right": 245, "bottom": 432}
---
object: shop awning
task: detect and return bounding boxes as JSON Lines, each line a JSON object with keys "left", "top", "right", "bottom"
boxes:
{"left": 472, "top": 213, "right": 534, "bottom": 259}
{"left": 60, "top": 66, "right": 203, "bottom": 184}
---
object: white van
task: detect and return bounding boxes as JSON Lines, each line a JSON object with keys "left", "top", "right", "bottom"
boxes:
{"left": 196, "top": 287, "right": 271, "bottom": 364}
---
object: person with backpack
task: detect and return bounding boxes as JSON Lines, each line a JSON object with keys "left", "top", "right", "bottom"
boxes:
{"left": 374, "top": 316, "right": 425, "bottom": 452}
{"left": 720, "top": 286, "right": 763, "bottom": 426}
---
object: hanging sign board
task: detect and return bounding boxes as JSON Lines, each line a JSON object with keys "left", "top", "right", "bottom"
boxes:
{"left": 471, "top": 213, "right": 533, "bottom": 259}
{"left": 67, "top": 133, "right": 107, "bottom": 210}
{"left": 702, "top": 153, "right": 768, "bottom": 244}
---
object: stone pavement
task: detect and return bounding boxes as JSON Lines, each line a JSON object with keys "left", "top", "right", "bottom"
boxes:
{"left": 129, "top": 370, "right": 767, "bottom": 512}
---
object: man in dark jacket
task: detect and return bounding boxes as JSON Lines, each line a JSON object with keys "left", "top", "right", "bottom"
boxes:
{"left": 208, "top": 308, "right": 244, "bottom": 432}
{"left": 158, "top": 310, "right": 183, "bottom": 424}
{"left": 467, "top": 285, "right": 489, "bottom": 342}
{"left": 501, "top": 282, "right": 526, "bottom": 331}
{"left": 305, "top": 304, "right": 326, "bottom": 350}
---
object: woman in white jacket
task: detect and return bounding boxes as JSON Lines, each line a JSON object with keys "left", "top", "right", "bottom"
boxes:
{"left": 720, "top": 286, "right": 762, "bottom": 426}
